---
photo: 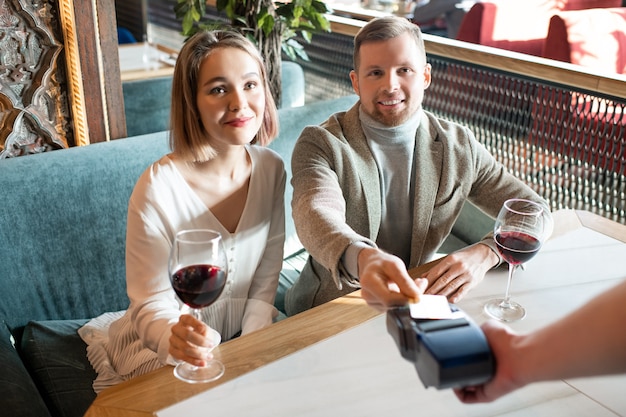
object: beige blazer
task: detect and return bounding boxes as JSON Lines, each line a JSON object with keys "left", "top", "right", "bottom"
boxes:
{"left": 285, "top": 101, "right": 545, "bottom": 315}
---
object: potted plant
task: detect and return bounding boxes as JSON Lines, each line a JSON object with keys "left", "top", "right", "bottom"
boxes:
{"left": 174, "top": 0, "right": 331, "bottom": 106}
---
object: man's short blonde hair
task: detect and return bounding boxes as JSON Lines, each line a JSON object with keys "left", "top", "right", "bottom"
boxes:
{"left": 353, "top": 16, "right": 426, "bottom": 72}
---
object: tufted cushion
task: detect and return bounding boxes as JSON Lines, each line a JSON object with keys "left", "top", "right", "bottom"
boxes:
{"left": 543, "top": 7, "right": 626, "bottom": 74}
{"left": 280, "top": 61, "right": 306, "bottom": 108}
{"left": 0, "top": 322, "right": 51, "bottom": 417}
{"left": 442, "top": 201, "right": 495, "bottom": 254}
{"left": 561, "top": 0, "right": 622, "bottom": 10}
{"left": 457, "top": 0, "right": 622, "bottom": 57}
{"left": 0, "top": 132, "right": 171, "bottom": 335}
{"left": 123, "top": 76, "right": 173, "bottom": 137}
{"left": 275, "top": 249, "right": 309, "bottom": 314}
{"left": 20, "top": 320, "right": 97, "bottom": 417}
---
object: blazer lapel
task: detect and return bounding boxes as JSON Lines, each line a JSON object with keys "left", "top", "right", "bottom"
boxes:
{"left": 344, "top": 103, "right": 382, "bottom": 239}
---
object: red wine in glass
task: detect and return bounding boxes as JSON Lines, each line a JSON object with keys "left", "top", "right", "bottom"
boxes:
{"left": 484, "top": 199, "right": 546, "bottom": 322}
{"left": 171, "top": 264, "right": 226, "bottom": 309}
{"left": 494, "top": 231, "right": 541, "bottom": 266}
{"left": 169, "top": 229, "right": 228, "bottom": 383}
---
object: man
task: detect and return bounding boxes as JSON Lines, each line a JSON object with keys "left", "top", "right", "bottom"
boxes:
{"left": 284, "top": 16, "right": 548, "bottom": 316}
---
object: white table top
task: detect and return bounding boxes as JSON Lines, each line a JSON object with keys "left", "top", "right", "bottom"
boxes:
{"left": 158, "top": 211, "right": 626, "bottom": 417}
{"left": 118, "top": 43, "right": 176, "bottom": 82}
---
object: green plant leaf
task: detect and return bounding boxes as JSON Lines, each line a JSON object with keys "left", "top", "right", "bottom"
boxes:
{"left": 258, "top": 12, "right": 276, "bottom": 37}
{"left": 174, "top": 0, "right": 330, "bottom": 65}
{"left": 301, "top": 29, "right": 312, "bottom": 43}
{"left": 198, "top": 21, "right": 226, "bottom": 32}
{"left": 173, "top": 2, "right": 189, "bottom": 18}
{"left": 282, "top": 38, "right": 309, "bottom": 61}
{"left": 311, "top": 0, "right": 330, "bottom": 14}
{"left": 191, "top": 8, "right": 201, "bottom": 21}
{"left": 223, "top": 3, "right": 235, "bottom": 20}
{"left": 182, "top": 13, "right": 195, "bottom": 36}
{"left": 216, "top": 0, "right": 229, "bottom": 10}
{"left": 292, "top": 5, "right": 303, "bottom": 24}
{"left": 194, "top": 0, "right": 206, "bottom": 16}
{"left": 315, "top": 14, "right": 331, "bottom": 32}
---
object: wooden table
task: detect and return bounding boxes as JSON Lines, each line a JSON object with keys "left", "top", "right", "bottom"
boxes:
{"left": 85, "top": 210, "right": 626, "bottom": 416}
{"left": 84, "top": 283, "right": 383, "bottom": 416}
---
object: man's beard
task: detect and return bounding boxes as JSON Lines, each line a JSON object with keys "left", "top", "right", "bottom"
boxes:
{"left": 370, "top": 106, "right": 411, "bottom": 127}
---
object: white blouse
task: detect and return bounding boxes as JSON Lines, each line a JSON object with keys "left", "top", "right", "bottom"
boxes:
{"left": 79, "top": 145, "right": 285, "bottom": 392}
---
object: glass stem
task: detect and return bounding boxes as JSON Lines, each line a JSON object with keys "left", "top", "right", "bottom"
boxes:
{"left": 500, "top": 264, "right": 517, "bottom": 309}
{"left": 189, "top": 308, "right": 202, "bottom": 370}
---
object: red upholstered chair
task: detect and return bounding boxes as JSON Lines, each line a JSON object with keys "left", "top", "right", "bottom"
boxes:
{"left": 456, "top": 0, "right": 622, "bottom": 57}
{"left": 533, "top": 7, "right": 626, "bottom": 176}
{"left": 455, "top": 2, "right": 625, "bottom": 177}
{"left": 542, "top": 7, "right": 626, "bottom": 74}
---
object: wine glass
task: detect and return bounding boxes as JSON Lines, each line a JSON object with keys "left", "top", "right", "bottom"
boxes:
{"left": 169, "top": 229, "right": 228, "bottom": 383}
{"left": 484, "top": 199, "right": 545, "bottom": 322}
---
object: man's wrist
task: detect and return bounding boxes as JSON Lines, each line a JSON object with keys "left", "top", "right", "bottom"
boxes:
{"left": 477, "top": 241, "right": 501, "bottom": 268}
{"left": 342, "top": 241, "right": 373, "bottom": 280}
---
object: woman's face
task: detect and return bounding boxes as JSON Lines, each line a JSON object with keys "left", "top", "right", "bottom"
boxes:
{"left": 196, "top": 46, "right": 265, "bottom": 150}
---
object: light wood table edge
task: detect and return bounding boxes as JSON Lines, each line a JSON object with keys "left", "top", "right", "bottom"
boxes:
{"left": 575, "top": 210, "right": 626, "bottom": 243}
{"left": 120, "top": 67, "right": 175, "bottom": 82}
{"left": 86, "top": 260, "right": 438, "bottom": 417}
{"left": 550, "top": 209, "right": 626, "bottom": 243}
{"left": 85, "top": 293, "right": 370, "bottom": 415}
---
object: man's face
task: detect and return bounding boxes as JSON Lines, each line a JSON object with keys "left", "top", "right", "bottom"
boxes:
{"left": 350, "top": 32, "right": 431, "bottom": 127}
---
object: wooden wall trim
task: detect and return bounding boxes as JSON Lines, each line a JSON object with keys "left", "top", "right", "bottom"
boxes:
{"left": 0, "top": 0, "right": 126, "bottom": 158}
{"left": 422, "top": 35, "right": 626, "bottom": 101}
{"left": 96, "top": 0, "right": 127, "bottom": 141}
{"left": 59, "top": 0, "right": 126, "bottom": 146}
{"left": 58, "top": 1, "right": 88, "bottom": 146}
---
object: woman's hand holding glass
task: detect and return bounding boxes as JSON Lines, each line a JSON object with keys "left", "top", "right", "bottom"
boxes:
{"left": 168, "top": 229, "right": 227, "bottom": 383}
{"left": 169, "top": 314, "right": 221, "bottom": 368}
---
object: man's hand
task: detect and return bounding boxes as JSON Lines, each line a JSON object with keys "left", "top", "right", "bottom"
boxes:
{"left": 423, "top": 243, "right": 499, "bottom": 303}
{"left": 358, "top": 247, "right": 427, "bottom": 311}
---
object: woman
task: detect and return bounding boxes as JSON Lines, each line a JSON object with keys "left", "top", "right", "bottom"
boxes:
{"left": 79, "top": 30, "right": 284, "bottom": 392}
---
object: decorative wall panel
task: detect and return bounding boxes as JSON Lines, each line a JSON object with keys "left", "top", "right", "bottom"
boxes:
{"left": 0, "top": 0, "right": 126, "bottom": 159}
{"left": 0, "top": 0, "right": 69, "bottom": 158}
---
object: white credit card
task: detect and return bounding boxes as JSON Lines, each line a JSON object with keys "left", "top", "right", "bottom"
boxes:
{"left": 409, "top": 294, "right": 454, "bottom": 319}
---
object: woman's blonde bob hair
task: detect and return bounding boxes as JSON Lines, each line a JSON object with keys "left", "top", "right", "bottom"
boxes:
{"left": 169, "top": 29, "right": 279, "bottom": 162}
